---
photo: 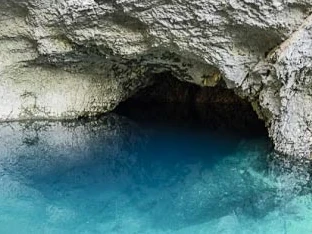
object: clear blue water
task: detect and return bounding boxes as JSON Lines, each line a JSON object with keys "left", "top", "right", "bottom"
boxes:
{"left": 0, "top": 115, "right": 311, "bottom": 234}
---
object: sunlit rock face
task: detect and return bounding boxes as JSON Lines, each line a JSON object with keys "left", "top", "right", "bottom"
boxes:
{"left": 1, "top": 0, "right": 312, "bottom": 157}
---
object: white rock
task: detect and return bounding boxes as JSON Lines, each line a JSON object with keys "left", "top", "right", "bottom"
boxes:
{"left": 1, "top": 0, "right": 312, "bottom": 157}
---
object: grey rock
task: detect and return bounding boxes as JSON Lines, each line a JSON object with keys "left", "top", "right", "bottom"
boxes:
{"left": 1, "top": 0, "right": 312, "bottom": 157}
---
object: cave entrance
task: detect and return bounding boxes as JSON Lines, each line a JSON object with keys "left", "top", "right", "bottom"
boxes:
{"left": 114, "top": 72, "right": 267, "bottom": 137}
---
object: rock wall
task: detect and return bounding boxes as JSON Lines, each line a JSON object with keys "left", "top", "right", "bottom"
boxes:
{"left": 1, "top": 0, "right": 312, "bottom": 157}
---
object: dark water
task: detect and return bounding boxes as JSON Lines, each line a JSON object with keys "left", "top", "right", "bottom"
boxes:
{"left": 0, "top": 115, "right": 311, "bottom": 234}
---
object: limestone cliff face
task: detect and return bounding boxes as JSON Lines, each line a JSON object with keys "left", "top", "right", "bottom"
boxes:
{"left": 1, "top": 0, "right": 312, "bottom": 157}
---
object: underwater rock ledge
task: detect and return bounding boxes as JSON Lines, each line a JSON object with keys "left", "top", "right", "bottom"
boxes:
{"left": 1, "top": 0, "right": 312, "bottom": 158}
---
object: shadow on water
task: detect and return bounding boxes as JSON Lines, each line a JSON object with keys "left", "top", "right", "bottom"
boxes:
{"left": 0, "top": 114, "right": 311, "bottom": 234}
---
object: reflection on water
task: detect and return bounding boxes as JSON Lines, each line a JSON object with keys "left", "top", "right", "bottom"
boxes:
{"left": 0, "top": 115, "right": 311, "bottom": 234}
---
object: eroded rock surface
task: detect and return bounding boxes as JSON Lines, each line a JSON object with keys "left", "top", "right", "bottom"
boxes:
{"left": 1, "top": 0, "right": 312, "bottom": 157}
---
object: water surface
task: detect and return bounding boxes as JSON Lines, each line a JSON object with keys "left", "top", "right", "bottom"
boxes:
{"left": 0, "top": 115, "right": 311, "bottom": 234}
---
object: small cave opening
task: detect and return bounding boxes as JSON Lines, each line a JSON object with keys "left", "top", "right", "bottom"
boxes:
{"left": 114, "top": 72, "right": 267, "bottom": 137}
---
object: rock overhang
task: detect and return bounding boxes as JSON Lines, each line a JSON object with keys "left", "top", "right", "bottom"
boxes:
{"left": 1, "top": 0, "right": 312, "bottom": 157}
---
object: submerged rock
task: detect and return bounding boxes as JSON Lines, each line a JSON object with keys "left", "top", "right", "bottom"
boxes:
{"left": 1, "top": 0, "right": 312, "bottom": 157}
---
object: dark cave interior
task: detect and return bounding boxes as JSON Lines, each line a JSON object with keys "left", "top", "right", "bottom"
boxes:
{"left": 114, "top": 72, "right": 267, "bottom": 137}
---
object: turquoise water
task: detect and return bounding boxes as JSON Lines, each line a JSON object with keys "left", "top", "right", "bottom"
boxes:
{"left": 0, "top": 115, "right": 311, "bottom": 234}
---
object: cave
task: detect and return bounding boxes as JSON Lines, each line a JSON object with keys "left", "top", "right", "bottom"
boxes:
{"left": 115, "top": 72, "right": 267, "bottom": 137}
{"left": 3, "top": 0, "right": 312, "bottom": 232}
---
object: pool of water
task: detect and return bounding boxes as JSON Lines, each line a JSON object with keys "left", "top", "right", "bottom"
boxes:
{"left": 0, "top": 114, "right": 311, "bottom": 234}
